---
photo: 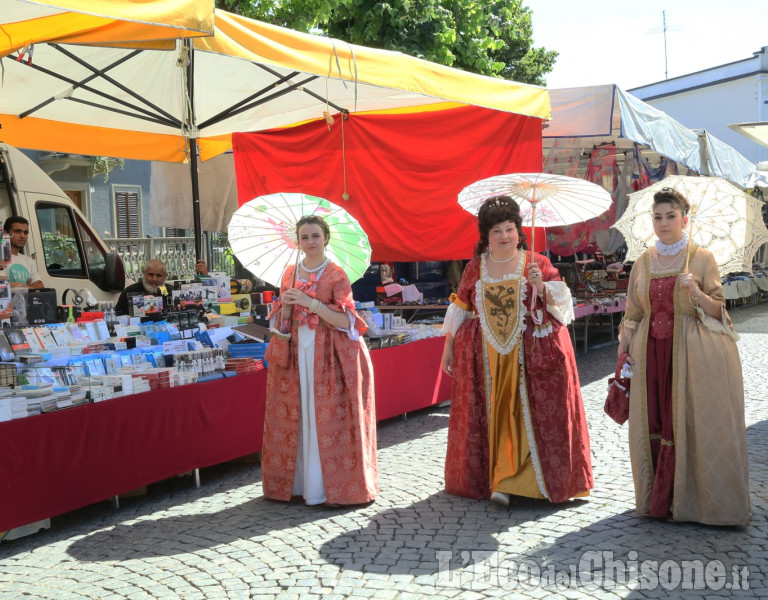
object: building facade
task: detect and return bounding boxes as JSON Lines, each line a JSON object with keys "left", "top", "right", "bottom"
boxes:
{"left": 629, "top": 46, "right": 768, "bottom": 165}
{"left": 21, "top": 150, "right": 166, "bottom": 240}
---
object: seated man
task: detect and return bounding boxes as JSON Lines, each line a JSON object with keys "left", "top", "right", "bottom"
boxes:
{"left": 115, "top": 258, "right": 209, "bottom": 315}
{"left": 2, "top": 216, "right": 44, "bottom": 289}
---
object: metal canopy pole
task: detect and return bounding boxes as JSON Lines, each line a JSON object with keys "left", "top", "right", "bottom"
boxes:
{"left": 185, "top": 38, "right": 203, "bottom": 260}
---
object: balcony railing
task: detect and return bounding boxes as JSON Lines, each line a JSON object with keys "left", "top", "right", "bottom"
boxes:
{"left": 103, "top": 236, "right": 236, "bottom": 282}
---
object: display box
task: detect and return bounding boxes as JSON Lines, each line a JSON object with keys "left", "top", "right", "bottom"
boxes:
{"left": 376, "top": 286, "right": 402, "bottom": 305}
{"left": 207, "top": 273, "right": 232, "bottom": 303}
{"left": 231, "top": 294, "right": 252, "bottom": 312}
{"left": 172, "top": 284, "right": 218, "bottom": 309}
{"left": 0, "top": 281, "right": 12, "bottom": 323}
{"left": 0, "top": 235, "right": 11, "bottom": 270}
{"left": 5, "top": 328, "right": 30, "bottom": 352}
{"left": 26, "top": 289, "right": 58, "bottom": 325}
{"left": 130, "top": 294, "right": 163, "bottom": 316}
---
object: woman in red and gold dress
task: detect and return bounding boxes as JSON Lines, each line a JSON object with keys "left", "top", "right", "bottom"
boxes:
{"left": 618, "top": 187, "right": 749, "bottom": 526}
{"left": 262, "top": 215, "right": 378, "bottom": 506}
{"left": 441, "top": 196, "right": 593, "bottom": 506}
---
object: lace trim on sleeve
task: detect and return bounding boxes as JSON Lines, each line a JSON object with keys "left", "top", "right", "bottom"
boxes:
{"left": 695, "top": 304, "right": 740, "bottom": 342}
{"left": 337, "top": 308, "right": 360, "bottom": 341}
{"left": 327, "top": 296, "right": 363, "bottom": 340}
{"left": 442, "top": 302, "right": 472, "bottom": 337}
{"left": 544, "top": 281, "right": 574, "bottom": 326}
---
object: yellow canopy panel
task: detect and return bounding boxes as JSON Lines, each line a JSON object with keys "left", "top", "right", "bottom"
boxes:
{"left": 0, "top": 0, "right": 215, "bottom": 57}
{"left": 201, "top": 11, "right": 551, "bottom": 121}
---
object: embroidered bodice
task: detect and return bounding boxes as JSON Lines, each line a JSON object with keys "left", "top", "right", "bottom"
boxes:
{"left": 649, "top": 276, "right": 676, "bottom": 339}
{"left": 475, "top": 253, "right": 528, "bottom": 355}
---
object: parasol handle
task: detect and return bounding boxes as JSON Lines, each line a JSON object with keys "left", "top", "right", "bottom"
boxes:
{"left": 280, "top": 251, "right": 301, "bottom": 333}
{"left": 530, "top": 200, "right": 537, "bottom": 258}
{"left": 683, "top": 213, "right": 694, "bottom": 272}
{"left": 528, "top": 201, "right": 543, "bottom": 326}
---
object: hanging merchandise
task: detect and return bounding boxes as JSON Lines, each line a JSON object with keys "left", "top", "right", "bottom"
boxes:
{"left": 594, "top": 154, "right": 635, "bottom": 256}
{"left": 546, "top": 145, "right": 618, "bottom": 257}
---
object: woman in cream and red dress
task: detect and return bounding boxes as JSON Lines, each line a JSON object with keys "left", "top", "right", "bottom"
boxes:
{"left": 618, "top": 187, "right": 749, "bottom": 526}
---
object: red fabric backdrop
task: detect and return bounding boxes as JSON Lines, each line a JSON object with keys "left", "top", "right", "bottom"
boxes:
{"left": 233, "top": 105, "right": 543, "bottom": 262}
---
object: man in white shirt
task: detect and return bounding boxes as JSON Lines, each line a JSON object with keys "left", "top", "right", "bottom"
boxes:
{"left": 2, "top": 216, "right": 44, "bottom": 289}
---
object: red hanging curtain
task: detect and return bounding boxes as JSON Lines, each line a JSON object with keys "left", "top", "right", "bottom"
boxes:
{"left": 233, "top": 105, "right": 542, "bottom": 262}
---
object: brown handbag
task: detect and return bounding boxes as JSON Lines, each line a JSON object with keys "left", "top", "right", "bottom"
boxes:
{"left": 604, "top": 352, "right": 630, "bottom": 425}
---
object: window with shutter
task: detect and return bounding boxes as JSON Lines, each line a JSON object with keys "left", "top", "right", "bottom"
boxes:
{"left": 165, "top": 228, "right": 187, "bottom": 238}
{"left": 114, "top": 190, "right": 141, "bottom": 238}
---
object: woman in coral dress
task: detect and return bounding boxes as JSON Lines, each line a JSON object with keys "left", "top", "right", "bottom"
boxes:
{"left": 441, "top": 196, "right": 593, "bottom": 506}
{"left": 618, "top": 187, "right": 749, "bottom": 526}
{"left": 262, "top": 215, "right": 378, "bottom": 506}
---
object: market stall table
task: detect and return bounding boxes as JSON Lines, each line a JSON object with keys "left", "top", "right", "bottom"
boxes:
{"left": 570, "top": 295, "right": 626, "bottom": 352}
{"left": 0, "top": 370, "right": 268, "bottom": 533}
{"left": 372, "top": 336, "right": 451, "bottom": 421}
{"left": 375, "top": 304, "right": 448, "bottom": 323}
{"left": 0, "top": 337, "right": 450, "bottom": 533}
{"left": 722, "top": 274, "right": 768, "bottom": 306}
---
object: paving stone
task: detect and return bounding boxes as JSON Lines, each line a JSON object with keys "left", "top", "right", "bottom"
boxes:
{"left": 1, "top": 303, "right": 767, "bottom": 599}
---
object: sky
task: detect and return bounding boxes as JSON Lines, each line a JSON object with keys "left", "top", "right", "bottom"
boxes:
{"left": 529, "top": 0, "right": 767, "bottom": 90}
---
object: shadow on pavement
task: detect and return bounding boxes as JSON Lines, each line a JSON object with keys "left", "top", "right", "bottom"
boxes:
{"left": 0, "top": 461, "right": 264, "bottom": 559}
{"left": 573, "top": 343, "right": 619, "bottom": 387}
{"left": 747, "top": 419, "right": 768, "bottom": 520}
{"left": 514, "top": 511, "right": 763, "bottom": 597}
{"left": 64, "top": 495, "right": 363, "bottom": 562}
{"left": 317, "top": 492, "right": 589, "bottom": 576}
{"left": 375, "top": 406, "right": 450, "bottom": 451}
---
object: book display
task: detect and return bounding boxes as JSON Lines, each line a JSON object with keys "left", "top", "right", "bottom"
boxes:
{"left": 0, "top": 278, "right": 454, "bottom": 542}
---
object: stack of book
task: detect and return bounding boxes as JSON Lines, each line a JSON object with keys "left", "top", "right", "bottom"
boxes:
{"left": 132, "top": 368, "right": 173, "bottom": 391}
{"left": 224, "top": 357, "right": 258, "bottom": 374}
{"left": 0, "top": 388, "right": 14, "bottom": 421}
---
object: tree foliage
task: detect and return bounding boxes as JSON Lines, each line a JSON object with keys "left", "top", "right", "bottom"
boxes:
{"left": 216, "top": 0, "right": 556, "bottom": 86}
{"left": 216, "top": 0, "right": 336, "bottom": 33}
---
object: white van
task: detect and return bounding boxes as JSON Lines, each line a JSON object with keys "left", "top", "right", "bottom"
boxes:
{"left": 0, "top": 142, "right": 125, "bottom": 304}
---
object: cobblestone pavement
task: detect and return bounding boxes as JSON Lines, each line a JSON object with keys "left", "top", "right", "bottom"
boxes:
{"left": 1, "top": 302, "right": 767, "bottom": 599}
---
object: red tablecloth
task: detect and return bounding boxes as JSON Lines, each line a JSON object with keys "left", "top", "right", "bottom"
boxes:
{"left": 0, "top": 370, "right": 267, "bottom": 532}
{"left": 372, "top": 336, "right": 452, "bottom": 421}
{"left": 0, "top": 337, "right": 451, "bottom": 532}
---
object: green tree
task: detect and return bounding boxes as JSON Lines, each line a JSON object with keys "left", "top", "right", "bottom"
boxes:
{"left": 325, "top": 0, "right": 556, "bottom": 85}
{"left": 216, "top": 0, "right": 556, "bottom": 85}
{"left": 215, "top": 0, "right": 336, "bottom": 32}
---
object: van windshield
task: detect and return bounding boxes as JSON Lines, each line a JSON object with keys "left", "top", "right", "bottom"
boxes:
{"left": 37, "top": 203, "right": 85, "bottom": 277}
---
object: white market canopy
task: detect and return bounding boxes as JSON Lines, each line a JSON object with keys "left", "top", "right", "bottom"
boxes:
{"left": 728, "top": 122, "right": 768, "bottom": 188}
{"left": 545, "top": 84, "right": 756, "bottom": 188}
{"left": 728, "top": 121, "right": 768, "bottom": 150}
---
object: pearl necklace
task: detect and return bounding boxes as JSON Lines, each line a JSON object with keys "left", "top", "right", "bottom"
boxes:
{"left": 653, "top": 247, "right": 686, "bottom": 272}
{"left": 655, "top": 232, "right": 689, "bottom": 256}
{"left": 301, "top": 257, "right": 329, "bottom": 273}
{"left": 487, "top": 249, "right": 519, "bottom": 264}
